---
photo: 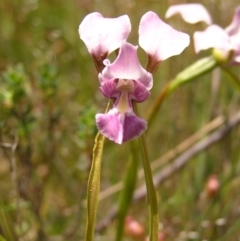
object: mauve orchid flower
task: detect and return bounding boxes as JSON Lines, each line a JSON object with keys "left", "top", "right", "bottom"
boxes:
{"left": 166, "top": 4, "right": 240, "bottom": 64}
{"left": 96, "top": 42, "right": 152, "bottom": 144}
{"left": 79, "top": 12, "right": 190, "bottom": 144}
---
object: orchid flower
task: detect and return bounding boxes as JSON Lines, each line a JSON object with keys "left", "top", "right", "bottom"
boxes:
{"left": 96, "top": 42, "right": 152, "bottom": 144}
{"left": 166, "top": 4, "right": 240, "bottom": 64}
{"left": 79, "top": 11, "right": 190, "bottom": 144}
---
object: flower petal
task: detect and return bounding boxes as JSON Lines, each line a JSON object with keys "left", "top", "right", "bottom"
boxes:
{"left": 122, "top": 111, "right": 147, "bottom": 143}
{"left": 225, "top": 6, "right": 240, "bottom": 63}
{"left": 99, "top": 79, "right": 150, "bottom": 103}
{"left": 99, "top": 79, "right": 118, "bottom": 99}
{"left": 165, "top": 4, "right": 212, "bottom": 25}
{"left": 193, "top": 25, "right": 232, "bottom": 53}
{"left": 225, "top": 6, "right": 240, "bottom": 37}
{"left": 99, "top": 42, "right": 153, "bottom": 90}
{"left": 139, "top": 11, "right": 190, "bottom": 62}
{"left": 96, "top": 109, "right": 123, "bottom": 144}
{"left": 79, "top": 12, "right": 131, "bottom": 57}
{"left": 96, "top": 109, "right": 147, "bottom": 144}
{"left": 234, "top": 50, "right": 240, "bottom": 63}
{"left": 131, "top": 81, "right": 150, "bottom": 102}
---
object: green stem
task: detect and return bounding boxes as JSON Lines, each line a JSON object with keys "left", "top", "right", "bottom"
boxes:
{"left": 84, "top": 102, "right": 110, "bottom": 241}
{"left": 139, "top": 135, "right": 159, "bottom": 241}
{"left": 115, "top": 140, "right": 139, "bottom": 241}
{"left": 147, "top": 56, "right": 217, "bottom": 126}
{"left": 0, "top": 200, "right": 16, "bottom": 241}
{"left": 168, "top": 56, "right": 217, "bottom": 94}
{"left": 133, "top": 103, "right": 159, "bottom": 241}
{"left": 220, "top": 66, "right": 240, "bottom": 93}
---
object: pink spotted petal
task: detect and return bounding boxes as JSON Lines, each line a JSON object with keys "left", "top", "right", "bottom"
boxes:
{"left": 99, "top": 42, "right": 153, "bottom": 90}
{"left": 139, "top": 11, "right": 190, "bottom": 62}
{"left": 193, "top": 25, "right": 232, "bottom": 53}
{"left": 96, "top": 109, "right": 147, "bottom": 144}
{"left": 79, "top": 12, "right": 131, "bottom": 57}
{"left": 165, "top": 4, "right": 212, "bottom": 25}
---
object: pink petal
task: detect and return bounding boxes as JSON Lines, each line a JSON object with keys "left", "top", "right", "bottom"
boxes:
{"left": 165, "top": 4, "right": 212, "bottom": 25}
{"left": 234, "top": 50, "right": 240, "bottom": 63}
{"left": 193, "top": 25, "right": 232, "bottom": 53}
{"left": 225, "top": 6, "right": 240, "bottom": 37}
{"left": 99, "top": 79, "right": 119, "bottom": 99}
{"left": 131, "top": 81, "right": 150, "bottom": 103}
{"left": 96, "top": 109, "right": 147, "bottom": 144}
{"left": 225, "top": 6, "right": 240, "bottom": 63}
{"left": 139, "top": 11, "right": 190, "bottom": 62}
{"left": 122, "top": 111, "right": 147, "bottom": 143}
{"left": 100, "top": 79, "right": 150, "bottom": 103}
{"left": 230, "top": 41, "right": 240, "bottom": 64}
{"left": 99, "top": 42, "right": 153, "bottom": 90}
{"left": 79, "top": 12, "right": 131, "bottom": 57}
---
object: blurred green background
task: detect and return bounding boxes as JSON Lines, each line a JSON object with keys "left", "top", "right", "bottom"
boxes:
{"left": 0, "top": 0, "right": 240, "bottom": 240}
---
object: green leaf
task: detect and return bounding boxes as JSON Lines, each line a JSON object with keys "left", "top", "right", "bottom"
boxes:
{"left": 84, "top": 101, "right": 110, "bottom": 241}
{"left": 84, "top": 132, "right": 105, "bottom": 241}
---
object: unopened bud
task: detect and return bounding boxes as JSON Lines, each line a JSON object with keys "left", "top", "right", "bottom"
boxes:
{"left": 206, "top": 175, "right": 220, "bottom": 198}
{"left": 124, "top": 216, "right": 145, "bottom": 240}
{"left": 212, "top": 48, "right": 233, "bottom": 63}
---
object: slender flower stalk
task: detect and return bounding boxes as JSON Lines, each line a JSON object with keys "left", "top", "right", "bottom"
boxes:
{"left": 134, "top": 103, "right": 159, "bottom": 241}
{"left": 220, "top": 66, "right": 240, "bottom": 93}
{"left": 115, "top": 140, "right": 140, "bottom": 241}
{"left": 146, "top": 56, "right": 217, "bottom": 126}
{"left": 139, "top": 134, "right": 159, "bottom": 241}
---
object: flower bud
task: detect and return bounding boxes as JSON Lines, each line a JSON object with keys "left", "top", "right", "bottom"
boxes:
{"left": 124, "top": 216, "right": 145, "bottom": 240}
{"left": 212, "top": 48, "right": 233, "bottom": 63}
{"left": 206, "top": 175, "right": 220, "bottom": 198}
